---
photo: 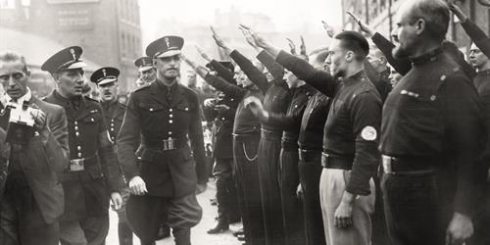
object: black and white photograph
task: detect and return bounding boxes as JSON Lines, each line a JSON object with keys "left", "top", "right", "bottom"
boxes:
{"left": 0, "top": 0, "right": 490, "bottom": 244}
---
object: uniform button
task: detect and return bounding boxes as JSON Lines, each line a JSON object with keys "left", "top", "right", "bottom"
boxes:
{"left": 169, "top": 108, "right": 173, "bottom": 112}
{"left": 185, "top": 107, "right": 189, "bottom": 111}
{"left": 168, "top": 131, "right": 173, "bottom": 135}
{"left": 149, "top": 108, "right": 154, "bottom": 112}
{"left": 401, "top": 90, "right": 407, "bottom": 95}
{"left": 440, "top": 75, "right": 446, "bottom": 81}
{"left": 91, "top": 118, "right": 95, "bottom": 122}
{"left": 77, "top": 152, "right": 82, "bottom": 158}
{"left": 74, "top": 121, "right": 78, "bottom": 125}
{"left": 169, "top": 114, "right": 173, "bottom": 118}
{"left": 77, "top": 146, "right": 82, "bottom": 150}
{"left": 74, "top": 126, "right": 79, "bottom": 130}
{"left": 169, "top": 120, "right": 173, "bottom": 124}
{"left": 75, "top": 132, "right": 80, "bottom": 137}
{"left": 430, "top": 95, "right": 437, "bottom": 101}
{"left": 110, "top": 128, "right": 114, "bottom": 132}
{"left": 221, "top": 117, "right": 225, "bottom": 120}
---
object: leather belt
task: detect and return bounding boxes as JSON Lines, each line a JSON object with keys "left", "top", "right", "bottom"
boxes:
{"left": 145, "top": 137, "right": 187, "bottom": 152}
{"left": 382, "top": 155, "right": 436, "bottom": 175}
{"left": 298, "top": 149, "right": 321, "bottom": 162}
{"left": 321, "top": 152, "right": 353, "bottom": 170}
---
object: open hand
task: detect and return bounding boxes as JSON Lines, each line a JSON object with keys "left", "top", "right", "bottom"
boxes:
{"left": 195, "top": 45, "right": 211, "bottom": 62}
{"left": 239, "top": 25, "right": 259, "bottom": 50}
{"left": 286, "top": 38, "right": 297, "bottom": 55}
{"left": 321, "top": 20, "right": 336, "bottom": 38}
{"left": 210, "top": 26, "right": 227, "bottom": 49}
{"left": 445, "top": 212, "right": 473, "bottom": 245}
{"left": 110, "top": 192, "right": 123, "bottom": 211}
{"left": 129, "top": 176, "right": 148, "bottom": 195}
{"left": 347, "top": 11, "right": 374, "bottom": 37}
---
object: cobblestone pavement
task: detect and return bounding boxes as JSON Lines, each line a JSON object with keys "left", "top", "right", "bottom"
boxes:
{"left": 105, "top": 179, "right": 243, "bottom": 245}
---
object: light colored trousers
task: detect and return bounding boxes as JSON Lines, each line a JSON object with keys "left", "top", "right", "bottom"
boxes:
{"left": 319, "top": 169, "right": 375, "bottom": 245}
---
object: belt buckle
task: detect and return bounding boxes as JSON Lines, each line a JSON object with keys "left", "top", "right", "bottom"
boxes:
{"left": 69, "top": 158, "right": 85, "bottom": 172}
{"left": 382, "top": 155, "right": 393, "bottom": 174}
{"left": 162, "top": 138, "right": 176, "bottom": 151}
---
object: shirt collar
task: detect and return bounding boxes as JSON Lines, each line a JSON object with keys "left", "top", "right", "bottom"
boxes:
{"left": 2, "top": 88, "right": 32, "bottom": 107}
{"left": 410, "top": 47, "right": 443, "bottom": 66}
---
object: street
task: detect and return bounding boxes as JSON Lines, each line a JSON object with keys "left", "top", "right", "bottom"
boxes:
{"left": 105, "top": 179, "right": 242, "bottom": 245}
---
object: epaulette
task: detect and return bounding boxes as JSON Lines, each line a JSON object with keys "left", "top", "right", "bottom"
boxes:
{"left": 133, "top": 84, "right": 151, "bottom": 93}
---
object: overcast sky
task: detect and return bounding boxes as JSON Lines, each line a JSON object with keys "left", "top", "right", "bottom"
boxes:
{"left": 139, "top": 0, "right": 343, "bottom": 43}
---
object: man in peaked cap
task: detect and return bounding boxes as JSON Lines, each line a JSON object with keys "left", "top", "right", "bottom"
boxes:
{"left": 42, "top": 46, "right": 125, "bottom": 245}
{"left": 134, "top": 57, "right": 156, "bottom": 88}
{"left": 117, "top": 36, "right": 208, "bottom": 245}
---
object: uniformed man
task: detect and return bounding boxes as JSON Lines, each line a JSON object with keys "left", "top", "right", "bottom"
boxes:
{"left": 251, "top": 29, "right": 382, "bottom": 245}
{"left": 89, "top": 67, "right": 134, "bottom": 245}
{"left": 200, "top": 62, "right": 240, "bottom": 234}
{"left": 184, "top": 55, "right": 266, "bottom": 245}
{"left": 381, "top": 0, "right": 483, "bottom": 244}
{"left": 134, "top": 57, "right": 156, "bottom": 88}
{"left": 0, "top": 51, "right": 69, "bottom": 245}
{"left": 42, "top": 46, "right": 125, "bottom": 245}
{"left": 117, "top": 35, "right": 208, "bottom": 245}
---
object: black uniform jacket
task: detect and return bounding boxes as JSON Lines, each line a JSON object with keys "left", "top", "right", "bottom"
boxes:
{"left": 44, "top": 91, "right": 124, "bottom": 219}
{"left": 276, "top": 50, "right": 382, "bottom": 196}
{"left": 381, "top": 48, "right": 484, "bottom": 216}
{"left": 117, "top": 81, "right": 207, "bottom": 198}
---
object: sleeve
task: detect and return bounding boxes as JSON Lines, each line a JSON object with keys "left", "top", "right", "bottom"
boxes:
{"left": 461, "top": 19, "right": 490, "bottom": 58}
{"left": 97, "top": 105, "right": 125, "bottom": 192}
{"left": 276, "top": 50, "right": 337, "bottom": 97}
{"left": 44, "top": 106, "right": 69, "bottom": 173}
{"left": 204, "top": 73, "right": 246, "bottom": 99}
{"left": 203, "top": 104, "right": 217, "bottom": 123}
{"left": 116, "top": 93, "right": 142, "bottom": 182}
{"left": 346, "top": 91, "right": 382, "bottom": 195}
{"left": 208, "top": 60, "right": 236, "bottom": 84}
{"left": 371, "top": 32, "right": 412, "bottom": 75}
{"left": 229, "top": 50, "right": 270, "bottom": 93}
{"left": 256, "top": 50, "right": 285, "bottom": 81}
{"left": 442, "top": 73, "right": 484, "bottom": 216}
{"left": 188, "top": 94, "right": 208, "bottom": 185}
{"left": 264, "top": 93, "right": 308, "bottom": 130}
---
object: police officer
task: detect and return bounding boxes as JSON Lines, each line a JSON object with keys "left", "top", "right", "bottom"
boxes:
{"left": 200, "top": 62, "right": 240, "bottom": 234}
{"left": 252, "top": 29, "right": 382, "bottom": 245}
{"left": 42, "top": 46, "right": 125, "bottom": 245}
{"left": 134, "top": 57, "right": 156, "bottom": 88}
{"left": 117, "top": 36, "right": 208, "bottom": 245}
{"left": 381, "top": 1, "right": 483, "bottom": 244}
{"left": 90, "top": 67, "right": 135, "bottom": 245}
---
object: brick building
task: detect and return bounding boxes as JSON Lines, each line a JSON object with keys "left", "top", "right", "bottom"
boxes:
{"left": 0, "top": 0, "right": 142, "bottom": 92}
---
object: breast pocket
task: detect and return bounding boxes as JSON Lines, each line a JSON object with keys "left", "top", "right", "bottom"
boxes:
{"left": 138, "top": 103, "right": 166, "bottom": 126}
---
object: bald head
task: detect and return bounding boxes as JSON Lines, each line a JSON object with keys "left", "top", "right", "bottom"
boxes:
{"left": 401, "top": 0, "right": 449, "bottom": 41}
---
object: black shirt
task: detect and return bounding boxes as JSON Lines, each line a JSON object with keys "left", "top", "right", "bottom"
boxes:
{"left": 298, "top": 91, "right": 331, "bottom": 151}
{"left": 381, "top": 48, "right": 483, "bottom": 215}
{"left": 276, "top": 50, "right": 382, "bottom": 195}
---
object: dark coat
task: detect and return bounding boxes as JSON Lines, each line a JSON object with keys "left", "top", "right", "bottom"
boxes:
{"left": 44, "top": 91, "right": 124, "bottom": 220}
{"left": 0, "top": 96, "right": 69, "bottom": 224}
{"left": 117, "top": 81, "right": 208, "bottom": 198}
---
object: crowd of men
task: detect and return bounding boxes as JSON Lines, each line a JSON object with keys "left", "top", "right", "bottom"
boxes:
{"left": 1, "top": 0, "right": 490, "bottom": 245}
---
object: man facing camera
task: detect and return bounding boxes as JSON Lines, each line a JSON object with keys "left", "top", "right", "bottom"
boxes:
{"left": 0, "top": 51, "right": 69, "bottom": 245}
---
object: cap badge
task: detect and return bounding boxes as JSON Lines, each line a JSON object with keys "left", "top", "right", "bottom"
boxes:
{"left": 70, "top": 48, "right": 76, "bottom": 61}
{"left": 164, "top": 37, "right": 170, "bottom": 47}
{"left": 102, "top": 69, "right": 106, "bottom": 77}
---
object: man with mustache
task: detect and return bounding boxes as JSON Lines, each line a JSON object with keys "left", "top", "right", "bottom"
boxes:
{"left": 134, "top": 57, "right": 156, "bottom": 88}
{"left": 42, "top": 46, "right": 125, "bottom": 245}
{"left": 117, "top": 36, "right": 208, "bottom": 245}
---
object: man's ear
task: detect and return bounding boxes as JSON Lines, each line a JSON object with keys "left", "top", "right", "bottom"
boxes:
{"left": 345, "top": 51, "right": 354, "bottom": 63}
{"left": 415, "top": 18, "right": 426, "bottom": 36}
{"left": 379, "top": 56, "right": 387, "bottom": 66}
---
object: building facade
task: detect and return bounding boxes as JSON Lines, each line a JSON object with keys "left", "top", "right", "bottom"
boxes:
{"left": 0, "top": 0, "right": 142, "bottom": 93}
{"left": 342, "top": 0, "right": 490, "bottom": 53}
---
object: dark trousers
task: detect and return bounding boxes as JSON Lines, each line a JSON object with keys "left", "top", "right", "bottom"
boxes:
{"left": 257, "top": 130, "right": 284, "bottom": 245}
{"left": 233, "top": 134, "right": 265, "bottom": 245}
{"left": 381, "top": 173, "right": 448, "bottom": 245}
{"left": 298, "top": 150, "right": 325, "bottom": 245}
{"left": 279, "top": 147, "right": 305, "bottom": 245}
{"left": 126, "top": 194, "right": 201, "bottom": 245}
{"left": 0, "top": 179, "right": 60, "bottom": 245}
{"left": 214, "top": 158, "right": 240, "bottom": 224}
{"left": 469, "top": 182, "right": 490, "bottom": 245}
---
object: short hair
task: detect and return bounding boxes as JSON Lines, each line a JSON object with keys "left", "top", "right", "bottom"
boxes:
{"left": 407, "top": 0, "right": 449, "bottom": 42}
{"left": 0, "top": 51, "right": 28, "bottom": 73}
{"left": 334, "top": 31, "right": 370, "bottom": 61}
